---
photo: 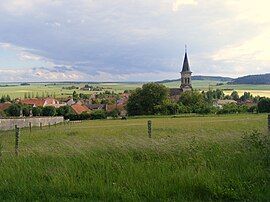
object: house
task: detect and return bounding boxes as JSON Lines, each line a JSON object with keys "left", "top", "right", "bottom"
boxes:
{"left": 66, "top": 98, "right": 76, "bottom": 106}
{"left": 71, "top": 103, "right": 90, "bottom": 115}
{"left": 86, "top": 104, "right": 107, "bottom": 110}
{"left": 20, "top": 98, "right": 66, "bottom": 108}
{"left": 213, "top": 99, "right": 237, "bottom": 108}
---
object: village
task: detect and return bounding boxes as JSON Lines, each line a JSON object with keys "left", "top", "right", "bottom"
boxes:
{"left": 0, "top": 50, "right": 264, "bottom": 121}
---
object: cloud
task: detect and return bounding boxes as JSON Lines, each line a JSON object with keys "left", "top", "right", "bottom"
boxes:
{"left": 172, "top": 0, "right": 198, "bottom": 11}
{"left": 0, "top": 0, "right": 269, "bottom": 81}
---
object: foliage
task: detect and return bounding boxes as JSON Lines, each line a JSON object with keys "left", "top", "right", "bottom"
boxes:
{"left": 42, "top": 106, "right": 56, "bottom": 116}
{"left": 257, "top": 97, "right": 270, "bottom": 113}
{"left": 21, "top": 105, "right": 31, "bottom": 116}
{"left": 5, "top": 104, "right": 21, "bottom": 116}
{"left": 0, "top": 95, "right": 11, "bottom": 103}
{"left": 90, "top": 110, "right": 107, "bottom": 120}
{"left": 107, "top": 109, "right": 120, "bottom": 118}
{"left": 203, "top": 89, "right": 225, "bottom": 102}
{"left": 218, "top": 103, "right": 239, "bottom": 114}
{"left": 179, "top": 91, "right": 209, "bottom": 113}
{"left": 240, "top": 92, "right": 253, "bottom": 101}
{"left": 127, "top": 83, "right": 169, "bottom": 115}
{"left": 231, "top": 91, "right": 239, "bottom": 100}
{"left": 72, "top": 91, "right": 79, "bottom": 101}
{"left": 56, "top": 106, "right": 73, "bottom": 118}
{"left": 32, "top": 107, "right": 43, "bottom": 116}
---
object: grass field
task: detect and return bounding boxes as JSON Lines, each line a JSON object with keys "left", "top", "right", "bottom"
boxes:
{"left": 0, "top": 80, "right": 269, "bottom": 99}
{"left": 0, "top": 114, "right": 269, "bottom": 200}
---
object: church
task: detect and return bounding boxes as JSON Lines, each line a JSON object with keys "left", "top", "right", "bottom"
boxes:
{"left": 169, "top": 47, "right": 192, "bottom": 101}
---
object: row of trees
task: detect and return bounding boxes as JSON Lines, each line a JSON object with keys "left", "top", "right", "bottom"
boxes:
{"left": 203, "top": 89, "right": 259, "bottom": 102}
{"left": 2, "top": 104, "right": 120, "bottom": 120}
{"left": 126, "top": 83, "right": 270, "bottom": 116}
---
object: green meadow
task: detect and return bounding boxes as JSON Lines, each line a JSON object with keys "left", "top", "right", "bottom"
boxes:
{"left": 0, "top": 80, "right": 269, "bottom": 99}
{"left": 0, "top": 114, "right": 269, "bottom": 201}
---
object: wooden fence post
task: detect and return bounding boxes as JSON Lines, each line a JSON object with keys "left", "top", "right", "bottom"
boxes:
{"left": 15, "top": 125, "right": 20, "bottom": 156}
{"left": 49, "top": 122, "right": 51, "bottom": 128}
{"left": 40, "top": 123, "right": 42, "bottom": 130}
{"left": 148, "top": 120, "right": 152, "bottom": 138}
{"left": 268, "top": 114, "right": 270, "bottom": 133}
{"left": 29, "top": 122, "right": 32, "bottom": 133}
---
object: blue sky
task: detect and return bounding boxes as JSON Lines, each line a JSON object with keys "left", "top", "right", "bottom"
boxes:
{"left": 0, "top": 0, "right": 269, "bottom": 82}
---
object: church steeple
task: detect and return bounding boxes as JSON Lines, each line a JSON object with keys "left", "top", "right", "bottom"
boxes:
{"left": 181, "top": 45, "right": 191, "bottom": 72}
{"left": 180, "top": 45, "right": 192, "bottom": 91}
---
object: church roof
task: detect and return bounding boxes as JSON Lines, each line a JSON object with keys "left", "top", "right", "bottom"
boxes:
{"left": 181, "top": 49, "right": 191, "bottom": 72}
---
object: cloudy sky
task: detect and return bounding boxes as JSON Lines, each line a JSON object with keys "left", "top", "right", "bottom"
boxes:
{"left": 0, "top": 0, "right": 269, "bottom": 82}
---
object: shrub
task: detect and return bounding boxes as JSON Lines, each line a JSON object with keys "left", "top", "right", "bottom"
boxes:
{"left": 90, "top": 110, "right": 107, "bottom": 120}
{"left": 258, "top": 98, "right": 270, "bottom": 113}
{"left": 107, "top": 109, "right": 120, "bottom": 118}
{"left": 56, "top": 106, "right": 74, "bottom": 118}
{"left": 32, "top": 107, "right": 43, "bottom": 116}
{"left": 5, "top": 104, "right": 21, "bottom": 116}
{"left": 42, "top": 106, "right": 56, "bottom": 116}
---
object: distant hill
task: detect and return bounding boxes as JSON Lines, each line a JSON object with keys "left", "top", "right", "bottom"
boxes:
{"left": 229, "top": 73, "right": 270, "bottom": 85}
{"left": 158, "top": 75, "right": 233, "bottom": 84}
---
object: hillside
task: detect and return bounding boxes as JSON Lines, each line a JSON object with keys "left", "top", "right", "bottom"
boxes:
{"left": 230, "top": 73, "right": 270, "bottom": 84}
{"left": 158, "top": 75, "right": 232, "bottom": 84}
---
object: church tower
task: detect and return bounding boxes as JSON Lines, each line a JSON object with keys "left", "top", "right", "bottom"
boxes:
{"left": 180, "top": 46, "right": 192, "bottom": 92}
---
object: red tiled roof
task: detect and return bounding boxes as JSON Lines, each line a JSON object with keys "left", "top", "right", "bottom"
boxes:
{"left": 0, "top": 102, "right": 12, "bottom": 111}
{"left": 71, "top": 104, "right": 90, "bottom": 115}
{"left": 21, "top": 99, "right": 45, "bottom": 107}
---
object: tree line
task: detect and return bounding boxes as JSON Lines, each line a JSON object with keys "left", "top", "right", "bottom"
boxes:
{"left": 126, "top": 83, "right": 270, "bottom": 116}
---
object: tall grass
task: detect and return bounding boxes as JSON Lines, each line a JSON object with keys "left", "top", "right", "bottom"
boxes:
{"left": 0, "top": 114, "right": 269, "bottom": 201}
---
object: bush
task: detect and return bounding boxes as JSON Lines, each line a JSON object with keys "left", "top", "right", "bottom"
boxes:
{"left": 56, "top": 106, "right": 74, "bottom": 118}
{"left": 32, "top": 107, "right": 43, "bottom": 116}
{"left": 5, "top": 104, "right": 21, "bottom": 116}
{"left": 21, "top": 105, "right": 31, "bottom": 116}
{"left": 90, "top": 110, "right": 107, "bottom": 120}
{"left": 258, "top": 98, "right": 270, "bottom": 113}
{"left": 107, "top": 109, "right": 120, "bottom": 118}
{"left": 42, "top": 106, "right": 56, "bottom": 116}
{"left": 0, "top": 110, "right": 6, "bottom": 118}
{"left": 218, "top": 103, "right": 239, "bottom": 114}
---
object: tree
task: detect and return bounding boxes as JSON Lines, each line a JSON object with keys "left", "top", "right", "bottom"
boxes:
{"left": 56, "top": 106, "right": 73, "bottom": 118}
{"left": 127, "top": 83, "right": 169, "bottom": 115}
{"left": 73, "top": 91, "right": 79, "bottom": 100}
{"left": 178, "top": 91, "right": 207, "bottom": 113}
{"left": 258, "top": 98, "right": 270, "bottom": 113}
{"left": 90, "top": 110, "right": 107, "bottom": 119}
{"left": 240, "top": 92, "right": 253, "bottom": 101}
{"left": 231, "top": 91, "right": 239, "bottom": 100}
{"left": 107, "top": 109, "right": 120, "bottom": 118}
{"left": 22, "top": 105, "right": 31, "bottom": 116}
{"left": 42, "top": 106, "right": 56, "bottom": 116}
{"left": 218, "top": 103, "right": 239, "bottom": 114}
{"left": 5, "top": 104, "right": 21, "bottom": 116}
{"left": 32, "top": 107, "right": 43, "bottom": 116}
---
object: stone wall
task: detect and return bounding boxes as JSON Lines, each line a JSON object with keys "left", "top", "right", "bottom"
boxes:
{"left": 0, "top": 117, "right": 64, "bottom": 131}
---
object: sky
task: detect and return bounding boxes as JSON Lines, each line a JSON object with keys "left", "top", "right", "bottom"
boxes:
{"left": 0, "top": 0, "right": 269, "bottom": 82}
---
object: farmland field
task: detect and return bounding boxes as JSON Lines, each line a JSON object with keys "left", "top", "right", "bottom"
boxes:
{"left": 0, "top": 80, "right": 270, "bottom": 99}
{"left": 0, "top": 114, "right": 269, "bottom": 201}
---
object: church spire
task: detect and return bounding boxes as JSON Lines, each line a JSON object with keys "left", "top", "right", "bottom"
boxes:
{"left": 181, "top": 45, "right": 190, "bottom": 72}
